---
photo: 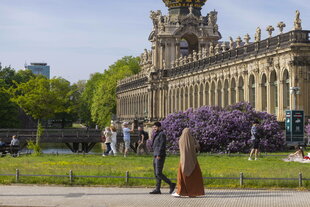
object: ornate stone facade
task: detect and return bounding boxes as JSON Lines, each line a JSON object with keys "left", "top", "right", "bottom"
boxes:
{"left": 116, "top": 1, "right": 310, "bottom": 123}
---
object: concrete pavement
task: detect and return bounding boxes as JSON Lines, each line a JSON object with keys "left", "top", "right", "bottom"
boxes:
{"left": 0, "top": 185, "right": 309, "bottom": 207}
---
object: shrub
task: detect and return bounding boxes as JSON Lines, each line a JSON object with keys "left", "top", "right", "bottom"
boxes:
{"left": 162, "top": 102, "right": 285, "bottom": 153}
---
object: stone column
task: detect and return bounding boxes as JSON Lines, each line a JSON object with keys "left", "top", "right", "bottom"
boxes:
{"left": 243, "top": 72, "right": 249, "bottom": 103}
{"left": 256, "top": 78, "right": 262, "bottom": 111}
{"left": 221, "top": 88, "right": 225, "bottom": 108}
{"left": 160, "top": 42, "right": 165, "bottom": 69}
{"left": 278, "top": 80, "right": 285, "bottom": 121}
{"left": 175, "top": 38, "right": 180, "bottom": 60}
{"left": 148, "top": 88, "right": 153, "bottom": 120}
{"left": 267, "top": 81, "right": 272, "bottom": 114}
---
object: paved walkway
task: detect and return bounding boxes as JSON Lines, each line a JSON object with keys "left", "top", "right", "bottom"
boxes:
{"left": 0, "top": 186, "right": 310, "bottom": 207}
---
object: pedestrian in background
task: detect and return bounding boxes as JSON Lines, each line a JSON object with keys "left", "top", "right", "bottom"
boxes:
{"left": 102, "top": 127, "right": 112, "bottom": 156}
{"left": 137, "top": 125, "right": 149, "bottom": 155}
{"left": 122, "top": 122, "right": 134, "bottom": 157}
{"left": 110, "top": 126, "right": 118, "bottom": 156}
{"left": 249, "top": 120, "right": 260, "bottom": 161}
{"left": 172, "top": 128, "right": 205, "bottom": 197}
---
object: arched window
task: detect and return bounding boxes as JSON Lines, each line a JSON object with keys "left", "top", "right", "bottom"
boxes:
{"left": 238, "top": 77, "right": 244, "bottom": 102}
{"left": 249, "top": 75, "right": 256, "bottom": 108}
{"left": 180, "top": 33, "right": 199, "bottom": 57}
{"left": 194, "top": 85, "right": 199, "bottom": 108}
{"left": 185, "top": 87, "right": 189, "bottom": 109}
{"left": 217, "top": 81, "right": 222, "bottom": 107}
{"left": 189, "top": 86, "right": 194, "bottom": 108}
{"left": 224, "top": 80, "right": 229, "bottom": 107}
{"left": 211, "top": 82, "right": 215, "bottom": 106}
{"left": 199, "top": 84, "right": 204, "bottom": 107}
{"left": 205, "top": 83, "right": 210, "bottom": 106}
{"left": 261, "top": 74, "right": 267, "bottom": 111}
{"left": 231, "top": 78, "right": 236, "bottom": 105}
{"left": 283, "top": 70, "right": 290, "bottom": 110}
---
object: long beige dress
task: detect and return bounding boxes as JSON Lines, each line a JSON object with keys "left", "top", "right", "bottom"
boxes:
{"left": 176, "top": 128, "right": 205, "bottom": 197}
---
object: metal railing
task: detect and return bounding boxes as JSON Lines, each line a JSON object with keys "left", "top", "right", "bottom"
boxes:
{"left": 1, "top": 169, "right": 309, "bottom": 188}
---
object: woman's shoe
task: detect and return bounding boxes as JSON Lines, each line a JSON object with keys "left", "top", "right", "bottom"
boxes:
{"left": 171, "top": 192, "right": 180, "bottom": 197}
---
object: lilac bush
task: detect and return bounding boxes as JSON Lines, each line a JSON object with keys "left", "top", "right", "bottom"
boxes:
{"left": 162, "top": 102, "right": 285, "bottom": 153}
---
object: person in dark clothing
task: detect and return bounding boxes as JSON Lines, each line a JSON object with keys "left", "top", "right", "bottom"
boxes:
{"left": 137, "top": 126, "right": 149, "bottom": 155}
{"left": 149, "top": 122, "right": 176, "bottom": 195}
{"left": 249, "top": 120, "right": 260, "bottom": 161}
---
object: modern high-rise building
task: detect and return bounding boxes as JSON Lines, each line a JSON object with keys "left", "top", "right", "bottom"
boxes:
{"left": 25, "top": 62, "right": 50, "bottom": 79}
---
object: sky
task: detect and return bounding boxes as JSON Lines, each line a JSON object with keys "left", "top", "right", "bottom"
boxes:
{"left": 0, "top": 0, "right": 309, "bottom": 83}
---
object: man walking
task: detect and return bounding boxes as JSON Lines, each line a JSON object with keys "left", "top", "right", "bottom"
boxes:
{"left": 149, "top": 122, "right": 176, "bottom": 194}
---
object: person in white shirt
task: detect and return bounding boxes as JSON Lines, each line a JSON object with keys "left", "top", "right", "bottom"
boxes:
{"left": 110, "top": 126, "right": 118, "bottom": 156}
{"left": 122, "top": 122, "right": 134, "bottom": 157}
{"left": 102, "top": 127, "right": 112, "bottom": 156}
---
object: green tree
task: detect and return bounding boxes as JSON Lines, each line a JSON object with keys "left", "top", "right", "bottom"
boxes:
{"left": 0, "top": 67, "right": 35, "bottom": 128}
{"left": 79, "top": 73, "right": 104, "bottom": 127}
{"left": 91, "top": 56, "right": 140, "bottom": 127}
{"left": 8, "top": 77, "right": 73, "bottom": 150}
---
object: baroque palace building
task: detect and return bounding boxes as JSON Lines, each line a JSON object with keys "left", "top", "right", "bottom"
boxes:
{"left": 116, "top": 0, "right": 310, "bottom": 123}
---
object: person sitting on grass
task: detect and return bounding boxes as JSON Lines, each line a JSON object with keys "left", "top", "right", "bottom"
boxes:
{"left": 0, "top": 138, "right": 6, "bottom": 147}
{"left": 285, "top": 145, "right": 305, "bottom": 162}
{"left": 10, "top": 135, "right": 20, "bottom": 157}
{"left": 248, "top": 120, "right": 260, "bottom": 161}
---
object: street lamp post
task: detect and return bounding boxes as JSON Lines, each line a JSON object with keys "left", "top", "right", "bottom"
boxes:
{"left": 290, "top": 87, "right": 300, "bottom": 110}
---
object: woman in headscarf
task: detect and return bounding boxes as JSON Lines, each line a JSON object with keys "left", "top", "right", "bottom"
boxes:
{"left": 172, "top": 128, "right": 205, "bottom": 197}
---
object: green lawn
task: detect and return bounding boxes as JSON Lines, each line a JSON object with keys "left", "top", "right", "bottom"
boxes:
{"left": 0, "top": 153, "right": 309, "bottom": 189}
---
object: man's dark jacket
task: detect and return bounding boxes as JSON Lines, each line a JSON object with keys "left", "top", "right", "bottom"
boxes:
{"left": 152, "top": 130, "right": 166, "bottom": 157}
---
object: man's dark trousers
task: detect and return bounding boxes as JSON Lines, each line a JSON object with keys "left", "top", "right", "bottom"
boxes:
{"left": 153, "top": 156, "right": 172, "bottom": 191}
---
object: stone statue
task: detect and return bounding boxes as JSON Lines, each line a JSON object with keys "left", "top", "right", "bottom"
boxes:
{"left": 143, "top": 49, "right": 148, "bottom": 63}
{"left": 208, "top": 10, "right": 218, "bottom": 26}
{"left": 202, "top": 48, "right": 207, "bottom": 58}
{"left": 294, "top": 10, "right": 302, "bottom": 30}
{"left": 221, "top": 42, "right": 226, "bottom": 52}
{"left": 150, "top": 10, "right": 162, "bottom": 29}
{"left": 189, "top": 5, "right": 194, "bottom": 15}
{"left": 179, "top": 57, "right": 183, "bottom": 66}
{"left": 148, "top": 50, "right": 152, "bottom": 63}
{"left": 215, "top": 44, "right": 220, "bottom": 55}
{"left": 193, "top": 50, "right": 198, "bottom": 61}
{"left": 175, "top": 59, "right": 179, "bottom": 67}
{"left": 236, "top": 36, "right": 242, "bottom": 48}
{"left": 277, "top": 21, "right": 286, "bottom": 34}
{"left": 229, "top": 36, "right": 234, "bottom": 50}
{"left": 244, "top": 34, "right": 251, "bottom": 45}
{"left": 266, "top": 25, "right": 275, "bottom": 38}
{"left": 255, "top": 27, "right": 261, "bottom": 42}
{"left": 209, "top": 43, "right": 214, "bottom": 56}
{"left": 198, "top": 49, "right": 202, "bottom": 60}
{"left": 188, "top": 54, "right": 193, "bottom": 63}
{"left": 213, "top": 24, "right": 219, "bottom": 34}
{"left": 140, "top": 53, "right": 144, "bottom": 65}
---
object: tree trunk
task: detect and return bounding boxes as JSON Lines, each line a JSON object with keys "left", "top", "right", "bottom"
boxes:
{"left": 36, "top": 119, "right": 43, "bottom": 146}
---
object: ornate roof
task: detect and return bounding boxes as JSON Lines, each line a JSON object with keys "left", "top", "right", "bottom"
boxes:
{"left": 162, "top": 0, "right": 207, "bottom": 9}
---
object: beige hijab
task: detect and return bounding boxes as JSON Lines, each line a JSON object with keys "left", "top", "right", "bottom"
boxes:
{"left": 179, "top": 128, "right": 200, "bottom": 176}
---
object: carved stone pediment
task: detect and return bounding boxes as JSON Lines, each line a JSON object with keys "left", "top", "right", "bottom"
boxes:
{"left": 174, "top": 24, "right": 200, "bottom": 37}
